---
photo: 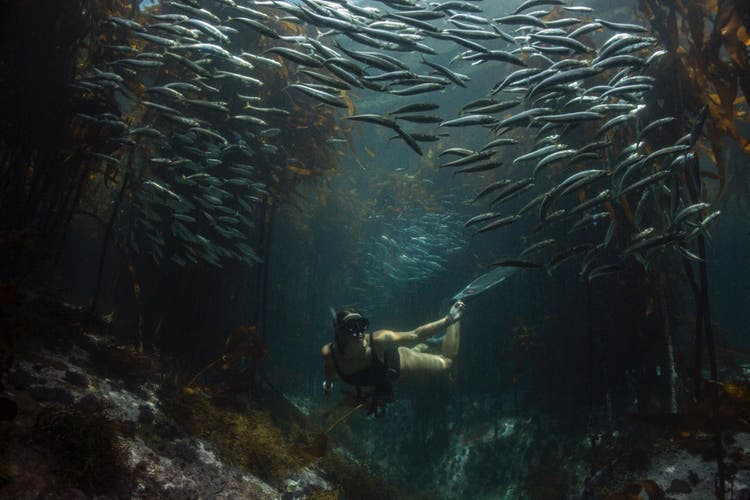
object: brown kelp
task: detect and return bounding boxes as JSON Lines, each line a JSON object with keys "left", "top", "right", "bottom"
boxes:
{"left": 636, "top": 3, "right": 750, "bottom": 495}
{"left": 637, "top": 0, "right": 750, "bottom": 197}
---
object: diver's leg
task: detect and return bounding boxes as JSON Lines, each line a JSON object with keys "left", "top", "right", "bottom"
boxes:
{"left": 397, "top": 347, "right": 452, "bottom": 375}
{"left": 441, "top": 319, "right": 461, "bottom": 359}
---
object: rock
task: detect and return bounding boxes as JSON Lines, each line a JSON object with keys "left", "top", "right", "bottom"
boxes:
{"left": 8, "top": 365, "right": 38, "bottom": 389}
{"left": 0, "top": 396, "right": 18, "bottom": 421}
{"left": 75, "top": 393, "right": 104, "bottom": 413}
{"left": 121, "top": 420, "right": 137, "bottom": 438}
{"left": 27, "top": 386, "right": 74, "bottom": 406}
{"left": 35, "top": 357, "right": 68, "bottom": 372}
{"left": 666, "top": 478, "right": 692, "bottom": 494}
{"left": 155, "top": 420, "right": 182, "bottom": 440}
{"left": 63, "top": 370, "right": 89, "bottom": 388}
{"left": 687, "top": 469, "right": 700, "bottom": 485}
{"left": 64, "top": 488, "right": 86, "bottom": 500}
{"left": 137, "top": 405, "right": 155, "bottom": 424}
{"left": 165, "top": 440, "right": 199, "bottom": 463}
{"left": 38, "top": 488, "right": 87, "bottom": 500}
{"left": 133, "top": 459, "right": 150, "bottom": 476}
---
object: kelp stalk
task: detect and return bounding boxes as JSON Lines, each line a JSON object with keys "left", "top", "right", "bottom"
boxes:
{"left": 658, "top": 293, "right": 677, "bottom": 413}
{"left": 187, "top": 359, "right": 219, "bottom": 388}
{"left": 326, "top": 403, "right": 366, "bottom": 434}
{"left": 679, "top": 255, "right": 701, "bottom": 398}
{"left": 91, "top": 161, "right": 131, "bottom": 315}
{"left": 697, "top": 234, "right": 725, "bottom": 498}
{"left": 126, "top": 256, "right": 145, "bottom": 353}
{"left": 255, "top": 197, "right": 274, "bottom": 344}
{"left": 52, "top": 149, "right": 92, "bottom": 267}
{"left": 683, "top": 155, "right": 725, "bottom": 497}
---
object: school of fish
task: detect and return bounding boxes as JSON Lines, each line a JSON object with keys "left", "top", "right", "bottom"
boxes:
{"left": 73, "top": 0, "right": 720, "bottom": 279}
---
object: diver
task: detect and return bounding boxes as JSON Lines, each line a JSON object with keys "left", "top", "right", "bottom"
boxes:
{"left": 321, "top": 301, "right": 465, "bottom": 416}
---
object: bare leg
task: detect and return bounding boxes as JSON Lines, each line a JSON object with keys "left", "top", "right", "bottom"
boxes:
{"left": 397, "top": 320, "right": 462, "bottom": 377}
{"left": 441, "top": 319, "right": 461, "bottom": 359}
{"left": 397, "top": 347, "right": 452, "bottom": 375}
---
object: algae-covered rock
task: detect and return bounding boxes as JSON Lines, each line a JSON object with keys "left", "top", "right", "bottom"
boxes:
{"left": 318, "top": 452, "right": 402, "bottom": 500}
{"left": 162, "top": 385, "right": 307, "bottom": 485}
{"left": 0, "top": 295, "right": 424, "bottom": 499}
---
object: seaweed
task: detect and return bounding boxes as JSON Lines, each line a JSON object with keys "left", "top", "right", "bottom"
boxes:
{"left": 159, "top": 382, "right": 425, "bottom": 498}
{"left": 186, "top": 325, "right": 266, "bottom": 393}
{"left": 317, "top": 452, "right": 403, "bottom": 500}
{"left": 601, "top": 6, "right": 750, "bottom": 495}
{"left": 637, "top": 0, "right": 750, "bottom": 198}
{"left": 161, "top": 384, "right": 309, "bottom": 486}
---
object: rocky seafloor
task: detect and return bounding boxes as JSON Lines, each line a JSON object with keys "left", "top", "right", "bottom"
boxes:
{"left": 0, "top": 295, "right": 413, "bottom": 499}
{"left": 0, "top": 319, "right": 326, "bottom": 497}
{"left": 1, "top": 295, "right": 749, "bottom": 499}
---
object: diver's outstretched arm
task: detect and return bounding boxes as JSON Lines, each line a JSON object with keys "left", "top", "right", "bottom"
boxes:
{"left": 375, "top": 301, "right": 465, "bottom": 346}
{"left": 375, "top": 316, "right": 452, "bottom": 346}
{"left": 412, "top": 315, "right": 456, "bottom": 341}
{"left": 411, "top": 301, "right": 465, "bottom": 340}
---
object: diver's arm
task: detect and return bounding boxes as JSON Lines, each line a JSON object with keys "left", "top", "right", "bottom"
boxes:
{"left": 411, "top": 301, "right": 464, "bottom": 341}
{"left": 413, "top": 315, "right": 455, "bottom": 340}
{"left": 374, "top": 302, "right": 465, "bottom": 347}
{"left": 374, "top": 317, "right": 455, "bottom": 346}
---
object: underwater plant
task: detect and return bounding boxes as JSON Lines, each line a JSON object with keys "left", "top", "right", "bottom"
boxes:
{"left": 637, "top": 0, "right": 750, "bottom": 197}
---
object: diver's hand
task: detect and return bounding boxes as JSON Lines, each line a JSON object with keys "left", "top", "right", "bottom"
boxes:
{"left": 448, "top": 301, "right": 465, "bottom": 323}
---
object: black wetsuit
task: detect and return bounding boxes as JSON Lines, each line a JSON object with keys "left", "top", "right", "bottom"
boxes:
{"left": 330, "top": 332, "right": 400, "bottom": 414}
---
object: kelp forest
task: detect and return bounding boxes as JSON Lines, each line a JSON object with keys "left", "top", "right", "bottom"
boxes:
{"left": 0, "top": 0, "right": 749, "bottom": 498}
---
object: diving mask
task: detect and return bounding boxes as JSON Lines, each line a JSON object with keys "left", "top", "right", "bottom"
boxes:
{"left": 340, "top": 313, "right": 369, "bottom": 337}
